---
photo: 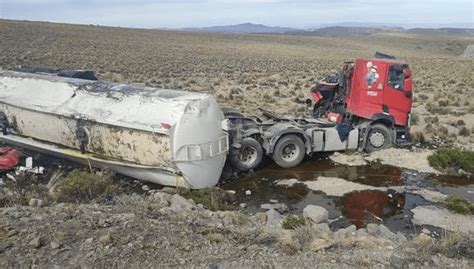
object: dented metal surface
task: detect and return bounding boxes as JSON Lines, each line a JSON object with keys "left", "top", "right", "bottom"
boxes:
{"left": 0, "top": 71, "right": 228, "bottom": 188}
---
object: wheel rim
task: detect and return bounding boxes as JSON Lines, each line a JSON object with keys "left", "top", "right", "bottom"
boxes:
{"left": 281, "top": 143, "right": 300, "bottom": 162}
{"left": 239, "top": 146, "right": 258, "bottom": 166}
{"left": 369, "top": 131, "right": 385, "bottom": 148}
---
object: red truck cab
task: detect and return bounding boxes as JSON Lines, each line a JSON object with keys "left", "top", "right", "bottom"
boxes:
{"left": 310, "top": 54, "right": 413, "bottom": 152}
{"left": 346, "top": 58, "right": 413, "bottom": 128}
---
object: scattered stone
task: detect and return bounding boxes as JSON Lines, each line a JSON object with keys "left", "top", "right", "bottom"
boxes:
{"left": 226, "top": 190, "right": 236, "bottom": 195}
{"left": 260, "top": 203, "right": 288, "bottom": 213}
{"left": 275, "top": 178, "right": 300, "bottom": 187}
{"left": 265, "top": 209, "right": 283, "bottom": 228}
{"left": 50, "top": 241, "right": 60, "bottom": 250}
{"left": 85, "top": 237, "right": 94, "bottom": 244}
{"left": 421, "top": 228, "right": 431, "bottom": 234}
{"left": 160, "top": 187, "right": 176, "bottom": 194}
{"left": 366, "top": 223, "right": 379, "bottom": 236}
{"left": 378, "top": 224, "right": 396, "bottom": 240}
{"left": 245, "top": 190, "right": 251, "bottom": 196}
{"left": 28, "top": 198, "right": 38, "bottom": 207}
{"left": 302, "top": 205, "right": 328, "bottom": 223}
{"left": 334, "top": 225, "right": 356, "bottom": 240}
{"left": 141, "top": 185, "right": 150, "bottom": 191}
{"left": 269, "top": 199, "right": 278, "bottom": 203}
{"left": 389, "top": 254, "right": 407, "bottom": 269}
{"left": 170, "top": 194, "right": 195, "bottom": 211}
{"left": 239, "top": 203, "right": 246, "bottom": 209}
{"left": 309, "top": 238, "right": 332, "bottom": 251}
{"left": 29, "top": 236, "right": 42, "bottom": 249}
{"left": 152, "top": 191, "right": 171, "bottom": 207}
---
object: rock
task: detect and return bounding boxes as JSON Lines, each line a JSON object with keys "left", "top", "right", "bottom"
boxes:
{"left": 255, "top": 212, "right": 267, "bottom": 225}
{"left": 170, "top": 194, "right": 195, "bottom": 211}
{"left": 421, "top": 228, "right": 430, "bottom": 234}
{"left": 152, "top": 191, "right": 172, "bottom": 207}
{"left": 302, "top": 205, "right": 328, "bottom": 223}
{"left": 29, "top": 236, "right": 42, "bottom": 248}
{"left": 141, "top": 185, "right": 150, "bottom": 191}
{"left": 378, "top": 224, "right": 396, "bottom": 240}
{"left": 265, "top": 209, "right": 283, "bottom": 228}
{"left": 260, "top": 203, "right": 288, "bottom": 213}
{"left": 50, "top": 241, "right": 60, "bottom": 249}
{"left": 366, "top": 223, "right": 379, "bottom": 235}
{"left": 334, "top": 225, "right": 356, "bottom": 240}
{"left": 239, "top": 203, "right": 246, "bottom": 209}
{"left": 161, "top": 187, "right": 176, "bottom": 194}
{"left": 269, "top": 199, "right": 278, "bottom": 203}
{"left": 312, "top": 223, "right": 332, "bottom": 240}
{"left": 390, "top": 254, "right": 407, "bottom": 269}
{"left": 36, "top": 199, "right": 44, "bottom": 208}
{"left": 85, "top": 237, "right": 94, "bottom": 244}
{"left": 245, "top": 190, "right": 251, "bottom": 195}
{"left": 355, "top": 228, "right": 369, "bottom": 238}
{"left": 28, "top": 198, "right": 38, "bottom": 207}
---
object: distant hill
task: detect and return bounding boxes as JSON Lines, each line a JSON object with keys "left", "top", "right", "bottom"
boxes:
{"left": 179, "top": 22, "right": 473, "bottom": 37}
{"left": 287, "top": 26, "right": 388, "bottom": 37}
{"left": 180, "top": 23, "right": 297, "bottom": 34}
{"left": 407, "top": 28, "right": 474, "bottom": 35}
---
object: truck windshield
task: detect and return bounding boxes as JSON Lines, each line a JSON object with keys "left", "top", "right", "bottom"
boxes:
{"left": 388, "top": 65, "right": 405, "bottom": 91}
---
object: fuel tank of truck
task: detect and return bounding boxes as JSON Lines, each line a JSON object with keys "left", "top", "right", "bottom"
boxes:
{"left": 0, "top": 71, "right": 228, "bottom": 189}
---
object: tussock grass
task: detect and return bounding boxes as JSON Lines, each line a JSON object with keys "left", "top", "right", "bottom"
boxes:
{"left": 428, "top": 149, "right": 474, "bottom": 174}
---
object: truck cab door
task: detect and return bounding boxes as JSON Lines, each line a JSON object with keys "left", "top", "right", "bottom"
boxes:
{"left": 383, "top": 64, "right": 412, "bottom": 126}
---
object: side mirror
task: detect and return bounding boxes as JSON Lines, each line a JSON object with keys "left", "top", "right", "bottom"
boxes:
{"left": 403, "top": 69, "right": 412, "bottom": 79}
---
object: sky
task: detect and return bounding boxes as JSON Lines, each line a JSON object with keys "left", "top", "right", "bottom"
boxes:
{"left": 0, "top": 0, "right": 473, "bottom": 29}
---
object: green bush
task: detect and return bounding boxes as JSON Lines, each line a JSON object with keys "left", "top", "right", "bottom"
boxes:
{"left": 428, "top": 149, "right": 474, "bottom": 174}
{"left": 55, "top": 170, "right": 120, "bottom": 203}
{"left": 444, "top": 196, "right": 474, "bottom": 215}
{"left": 282, "top": 215, "right": 307, "bottom": 230}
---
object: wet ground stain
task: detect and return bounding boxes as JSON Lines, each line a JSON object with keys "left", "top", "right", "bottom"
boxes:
{"left": 221, "top": 156, "right": 473, "bottom": 233}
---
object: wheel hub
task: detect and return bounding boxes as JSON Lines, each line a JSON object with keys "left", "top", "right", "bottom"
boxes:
{"left": 281, "top": 144, "right": 299, "bottom": 162}
{"left": 239, "top": 146, "right": 258, "bottom": 165}
{"left": 369, "top": 131, "right": 385, "bottom": 148}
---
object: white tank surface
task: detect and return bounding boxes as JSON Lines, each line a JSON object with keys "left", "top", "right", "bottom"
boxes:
{"left": 0, "top": 71, "right": 229, "bottom": 189}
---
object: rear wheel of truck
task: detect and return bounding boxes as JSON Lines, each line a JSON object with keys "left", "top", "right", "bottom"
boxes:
{"left": 272, "top": 135, "right": 306, "bottom": 168}
{"left": 229, "top": 137, "right": 263, "bottom": 171}
{"left": 365, "top": 124, "right": 393, "bottom": 153}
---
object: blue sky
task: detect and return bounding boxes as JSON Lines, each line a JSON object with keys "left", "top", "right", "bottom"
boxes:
{"left": 0, "top": 0, "right": 473, "bottom": 28}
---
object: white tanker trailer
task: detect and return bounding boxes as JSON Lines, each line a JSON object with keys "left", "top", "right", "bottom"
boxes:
{"left": 0, "top": 69, "right": 362, "bottom": 189}
{"left": 0, "top": 71, "right": 229, "bottom": 189}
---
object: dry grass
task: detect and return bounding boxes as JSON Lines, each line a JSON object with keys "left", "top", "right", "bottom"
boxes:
{"left": 0, "top": 19, "right": 473, "bottom": 148}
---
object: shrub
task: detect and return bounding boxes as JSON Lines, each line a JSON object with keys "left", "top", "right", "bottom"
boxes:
{"left": 410, "top": 131, "right": 425, "bottom": 143}
{"left": 55, "top": 170, "right": 120, "bottom": 203}
{"left": 444, "top": 196, "right": 474, "bottom": 215}
{"left": 458, "top": 127, "right": 470, "bottom": 137}
{"left": 428, "top": 149, "right": 474, "bottom": 174}
{"left": 282, "top": 215, "right": 307, "bottom": 229}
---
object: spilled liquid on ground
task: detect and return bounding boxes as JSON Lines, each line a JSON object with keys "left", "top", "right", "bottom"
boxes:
{"left": 222, "top": 156, "right": 473, "bottom": 233}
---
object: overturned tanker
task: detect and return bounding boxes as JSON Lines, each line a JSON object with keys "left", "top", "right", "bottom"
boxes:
{"left": 0, "top": 71, "right": 229, "bottom": 189}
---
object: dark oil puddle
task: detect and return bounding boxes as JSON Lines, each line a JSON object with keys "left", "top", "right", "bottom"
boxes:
{"left": 222, "top": 155, "right": 473, "bottom": 233}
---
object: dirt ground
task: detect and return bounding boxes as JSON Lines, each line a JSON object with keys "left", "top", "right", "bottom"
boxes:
{"left": 0, "top": 19, "right": 473, "bottom": 149}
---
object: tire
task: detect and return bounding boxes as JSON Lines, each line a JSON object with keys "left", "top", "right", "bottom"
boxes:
{"left": 272, "top": 134, "right": 306, "bottom": 168}
{"left": 364, "top": 124, "right": 393, "bottom": 153}
{"left": 229, "top": 137, "right": 263, "bottom": 171}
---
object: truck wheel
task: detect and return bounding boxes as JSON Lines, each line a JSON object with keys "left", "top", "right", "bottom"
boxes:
{"left": 365, "top": 124, "right": 393, "bottom": 153}
{"left": 272, "top": 135, "right": 306, "bottom": 168}
{"left": 229, "top": 137, "right": 263, "bottom": 171}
